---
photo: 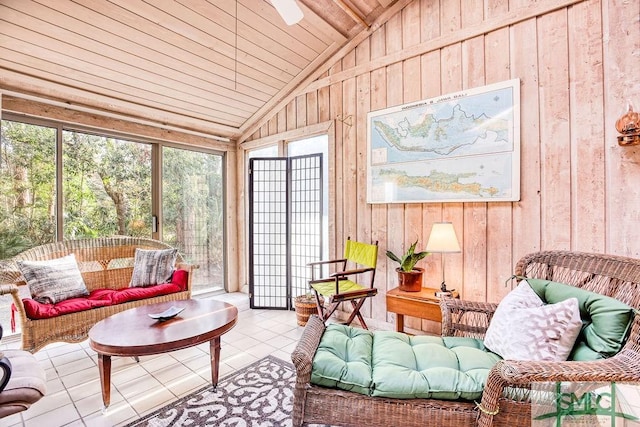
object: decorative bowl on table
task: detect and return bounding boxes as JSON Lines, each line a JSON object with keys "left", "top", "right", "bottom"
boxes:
{"left": 148, "top": 306, "right": 184, "bottom": 321}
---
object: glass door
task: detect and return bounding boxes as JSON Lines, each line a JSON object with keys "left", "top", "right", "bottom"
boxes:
{"left": 162, "top": 147, "right": 224, "bottom": 293}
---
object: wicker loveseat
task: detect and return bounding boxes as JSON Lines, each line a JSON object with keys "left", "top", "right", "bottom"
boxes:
{"left": 291, "top": 250, "right": 640, "bottom": 427}
{"left": 0, "top": 237, "right": 194, "bottom": 353}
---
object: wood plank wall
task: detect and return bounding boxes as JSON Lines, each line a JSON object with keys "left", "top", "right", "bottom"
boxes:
{"left": 241, "top": 0, "right": 640, "bottom": 332}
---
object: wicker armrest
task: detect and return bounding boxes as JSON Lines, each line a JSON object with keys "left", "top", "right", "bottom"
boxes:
{"left": 176, "top": 262, "right": 198, "bottom": 271}
{"left": 477, "top": 353, "right": 640, "bottom": 426}
{"left": 291, "top": 315, "right": 326, "bottom": 385}
{"left": 440, "top": 298, "right": 498, "bottom": 338}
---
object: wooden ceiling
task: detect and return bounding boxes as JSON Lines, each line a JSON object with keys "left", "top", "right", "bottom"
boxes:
{"left": 0, "top": 0, "right": 400, "bottom": 142}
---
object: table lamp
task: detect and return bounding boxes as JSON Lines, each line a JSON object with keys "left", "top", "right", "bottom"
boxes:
{"left": 425, "top": 222, "right": 461, "bottom": 296}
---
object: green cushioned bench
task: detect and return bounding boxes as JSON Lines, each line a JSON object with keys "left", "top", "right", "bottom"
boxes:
{"left": 292, "top": 251, "right": 640, "bottom": 427}
{"left": 312, "top": 324, "right": 501, "bottom": 400}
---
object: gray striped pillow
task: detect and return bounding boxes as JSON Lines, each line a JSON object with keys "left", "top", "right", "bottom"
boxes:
{"left": 18, "top": 254, "right": 89, "bottom": 304}
{"left": 129, "top": 248, "right": 177, "bottom": 287}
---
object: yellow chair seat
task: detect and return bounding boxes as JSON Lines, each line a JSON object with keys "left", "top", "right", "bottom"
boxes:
{"left": 311, "top": 280, "right": 365, "bottom": 297}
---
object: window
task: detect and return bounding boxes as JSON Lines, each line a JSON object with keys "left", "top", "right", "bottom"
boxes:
{"left": 163, "top": 147, "right": 225, "bottom": 293}
{"left": 62, "top": 130, "right": 152, "bottom": 239}
{"left": 0, "top": 117, "right": 226, "bottom": 334}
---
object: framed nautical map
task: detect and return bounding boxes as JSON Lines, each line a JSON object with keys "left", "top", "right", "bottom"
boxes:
{"left": 366, "top": 79, "right": 520, "bottom": 204}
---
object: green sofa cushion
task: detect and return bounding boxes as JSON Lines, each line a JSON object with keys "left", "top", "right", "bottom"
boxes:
{"left": 371, "top": 332, "right": 501, "bottom": 399}
{"left": 526, "top": 278, "right": 634, "bottom": 360}
{"left": 311, "top": 325, "right": 501, "bottom": 400}
{"left": 311, "top": 324, "right": 373, "bottom": 395}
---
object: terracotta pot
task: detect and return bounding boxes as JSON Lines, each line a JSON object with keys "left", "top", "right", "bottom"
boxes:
{"left": 397, "top": 267, "right": 424, "bottom": 292}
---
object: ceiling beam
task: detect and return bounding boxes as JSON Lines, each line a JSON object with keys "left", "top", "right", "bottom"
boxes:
{"left": 238, "top": 0, "right": 413, "bottom": 143}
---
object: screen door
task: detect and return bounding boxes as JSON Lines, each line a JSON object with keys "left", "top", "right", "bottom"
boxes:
{"left": 248, "top": 154, "right": 322, "bottom": 309}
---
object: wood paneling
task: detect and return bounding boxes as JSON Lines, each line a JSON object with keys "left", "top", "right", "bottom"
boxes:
{"left": 241, "top": 0, "right": 640, "bottom": 331}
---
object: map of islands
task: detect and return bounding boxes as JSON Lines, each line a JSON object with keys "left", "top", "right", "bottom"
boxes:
{"left": 367, "top": 79, "right": 520, "bottom": 203}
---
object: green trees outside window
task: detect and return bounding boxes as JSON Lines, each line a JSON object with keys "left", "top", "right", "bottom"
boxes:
{"left": 0, "top": 121, "right": 56, "bottom": 258}
{"left": 1, "top": 119, "right": 225, "bottom": 298}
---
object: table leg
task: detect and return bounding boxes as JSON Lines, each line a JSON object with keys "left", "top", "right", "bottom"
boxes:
{"left": 396, "top": 313, "right": 405, "bottom": 333}
{"left": 97, "top": 353, "right": 112, "bottom": 410}
{"left": 210, "top": 336, "right": 221, "bottom": 390}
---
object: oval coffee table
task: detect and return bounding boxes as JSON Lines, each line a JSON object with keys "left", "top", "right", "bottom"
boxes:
{"left": 88, "top": 299, "right": 238, "bottom": 410}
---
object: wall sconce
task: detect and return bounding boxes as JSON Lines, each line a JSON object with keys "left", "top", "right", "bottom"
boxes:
{"left": 616, "top": 102, "right": 640, "bottom": 146}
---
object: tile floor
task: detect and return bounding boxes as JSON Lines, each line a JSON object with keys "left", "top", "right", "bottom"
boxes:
{"left": 2, "top": 293, "right": 303, "bottom": 427}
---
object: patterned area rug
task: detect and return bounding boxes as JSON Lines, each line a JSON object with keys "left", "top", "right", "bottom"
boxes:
{"left": 125, "top": 355, "right": 327, "bottom": 427}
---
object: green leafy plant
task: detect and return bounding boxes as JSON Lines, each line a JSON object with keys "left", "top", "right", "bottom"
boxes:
{"left": 386, "top": 240, "right": 430, "bottom": 272}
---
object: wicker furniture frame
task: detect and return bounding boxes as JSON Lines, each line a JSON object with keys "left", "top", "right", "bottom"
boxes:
{"left": 0, "top": 237, "right": 194, "bottom": 353}
{"left": 291, "top": 250, "right": 640, "bottom": 427}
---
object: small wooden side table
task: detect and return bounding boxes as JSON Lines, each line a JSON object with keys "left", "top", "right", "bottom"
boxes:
{"left": 386, "top": 287, "right": 455, "bottom": 333}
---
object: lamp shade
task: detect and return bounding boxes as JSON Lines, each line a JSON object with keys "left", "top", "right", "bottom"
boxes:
{"left": 425, "top": 222, "right": 461, "bottom": 253}
{"left": 270, "top": 0, "right": 304, "bottom": 25}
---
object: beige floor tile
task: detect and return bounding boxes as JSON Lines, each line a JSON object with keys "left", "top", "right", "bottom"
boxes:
{"left": 164, "top": 373, "right": 208, "bottom": 396}
{"left": 244, "top": 342, "right": 277, "bottom": 359}
{"left": 128, "top": 386, "right": 176, "bottom": 415}
{"left": 22, "top": 389, "right": 73, "bottom": 420}
{"left": 66, "top": 377, "right": 104, "bottom": 402}
{"left": 6, "top": 293, "right": 299, "bottom": 426}
{"left": 23, "top": 403, "right": 80, "bottom": 426}
{"left": 117, "top": 375, "right": 163, "bottom": 400}
{"left": 151, "top": 361, "right": 193, "bottom": 384}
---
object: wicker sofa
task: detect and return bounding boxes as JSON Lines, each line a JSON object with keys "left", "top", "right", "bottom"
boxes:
{"left": 291, "top": 250, "right": 640, "bottom": 427}
{"left": 0, "top": 237, "right": 194, "bottom": 353}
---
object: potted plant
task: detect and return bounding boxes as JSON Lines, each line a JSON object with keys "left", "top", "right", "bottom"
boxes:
{"left": 386, "top": 240, "right": 429, "bottom": 292}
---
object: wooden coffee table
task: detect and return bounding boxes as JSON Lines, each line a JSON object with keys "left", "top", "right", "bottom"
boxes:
{"left": 88, "top": 299, "right": 238, "bottom": 409}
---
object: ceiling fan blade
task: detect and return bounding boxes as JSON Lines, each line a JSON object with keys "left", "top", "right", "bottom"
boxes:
{"left": 270, "top": 0, "right": 304, "bottom": 25}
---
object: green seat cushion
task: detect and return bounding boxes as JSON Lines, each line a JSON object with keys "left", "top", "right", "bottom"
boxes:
{"left": 311, "top": 324, "right": 373, "bottom": 395}
{"left": 371, "top": 332, "right": 501, "bottom": 399}
{"left": 526, "top": 278, "right": 635, "bottom": 360}
{"left": 311, "top": 325, "right": 501, "bottom": 400}
{"left": 311, "top": 280, "right": 364, "bottom": 297}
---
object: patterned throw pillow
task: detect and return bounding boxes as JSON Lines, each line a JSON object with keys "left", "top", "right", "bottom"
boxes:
{"left": 129, "top": 248, "right": 177, "bottom": 287}
{"left": 18, "top": 254, "right": 89, "bottom": 304}
{"left": 484, "top": 280, "right": 582, "bottom": 361}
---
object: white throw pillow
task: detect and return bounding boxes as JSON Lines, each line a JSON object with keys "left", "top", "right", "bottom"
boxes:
{"left": 129, "top": 248, "right": 177, "bottom": 287}
{"left": 18, "top": 254, "right": 89, "bottom": 304}
{"left": 484, "top": 280, "right": 582, "bottom": 361}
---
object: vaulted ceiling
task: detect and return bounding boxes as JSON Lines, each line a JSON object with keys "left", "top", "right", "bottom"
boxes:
{"left": 0, "top": 0, "right": 402, "bottom": 142}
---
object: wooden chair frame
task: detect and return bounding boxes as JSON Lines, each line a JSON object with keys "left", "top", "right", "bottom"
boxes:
{"left": 308, "top": 238, "right": 378, "bottom": 329}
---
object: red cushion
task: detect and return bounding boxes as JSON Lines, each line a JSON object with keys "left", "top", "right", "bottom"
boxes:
{"left": 23, "top": 291, "right": 113, "bottom": 319}
{"left": 171, "top": 269, "right": 189, "bottom": 291}
{"left": 22, "top": 269, "right": 188, "bottom": 320}
{"left": 107, "top": 283, "right": 182, "bottom": 305}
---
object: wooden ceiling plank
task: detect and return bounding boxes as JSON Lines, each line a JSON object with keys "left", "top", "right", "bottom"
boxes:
{"left": 298, "top": 0, "right": 354, "bottom": 38}
{"left": 0, "top": 18, "right": 264, "bottom": 111}
{"left": 1, "top": 2, "right": 269, "bottom": 107}
{"left": 0, "top": 51, "right": 251, "bottom": 125}
{"left": 65, "top": 0, "right": 242, "bottom": 80}
{"left": 236, "top": 36, "right": 300, "bottom": 80}
{"left": 107, "top": 0, "right": 236, "bottom": 58}
{"left": 239, "top": 2, "right": 327, "bottom": 61}
{"left": 0, "top": 70, "right": 240, "bottom": 139}
{"left": 294, "top": 0, "right": 351, "bottom": 43}
{"left": 234, "top": 61, "right": 288, "bottom": 92}
{"left": 238, "top": 0, "right": 412, "bottom": 142}
{"left": 175, "top": 0, "right": 236, "bottom": 32}
{"left": 0, "top": 49, "right": 252, "bottom": 124}
{"left": 237, "top": 21, "right": 309, "bottom": 69}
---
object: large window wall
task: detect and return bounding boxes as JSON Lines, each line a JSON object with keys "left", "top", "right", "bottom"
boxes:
{"left": 0, "top": 116, "right": 225, "bottom": 332}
